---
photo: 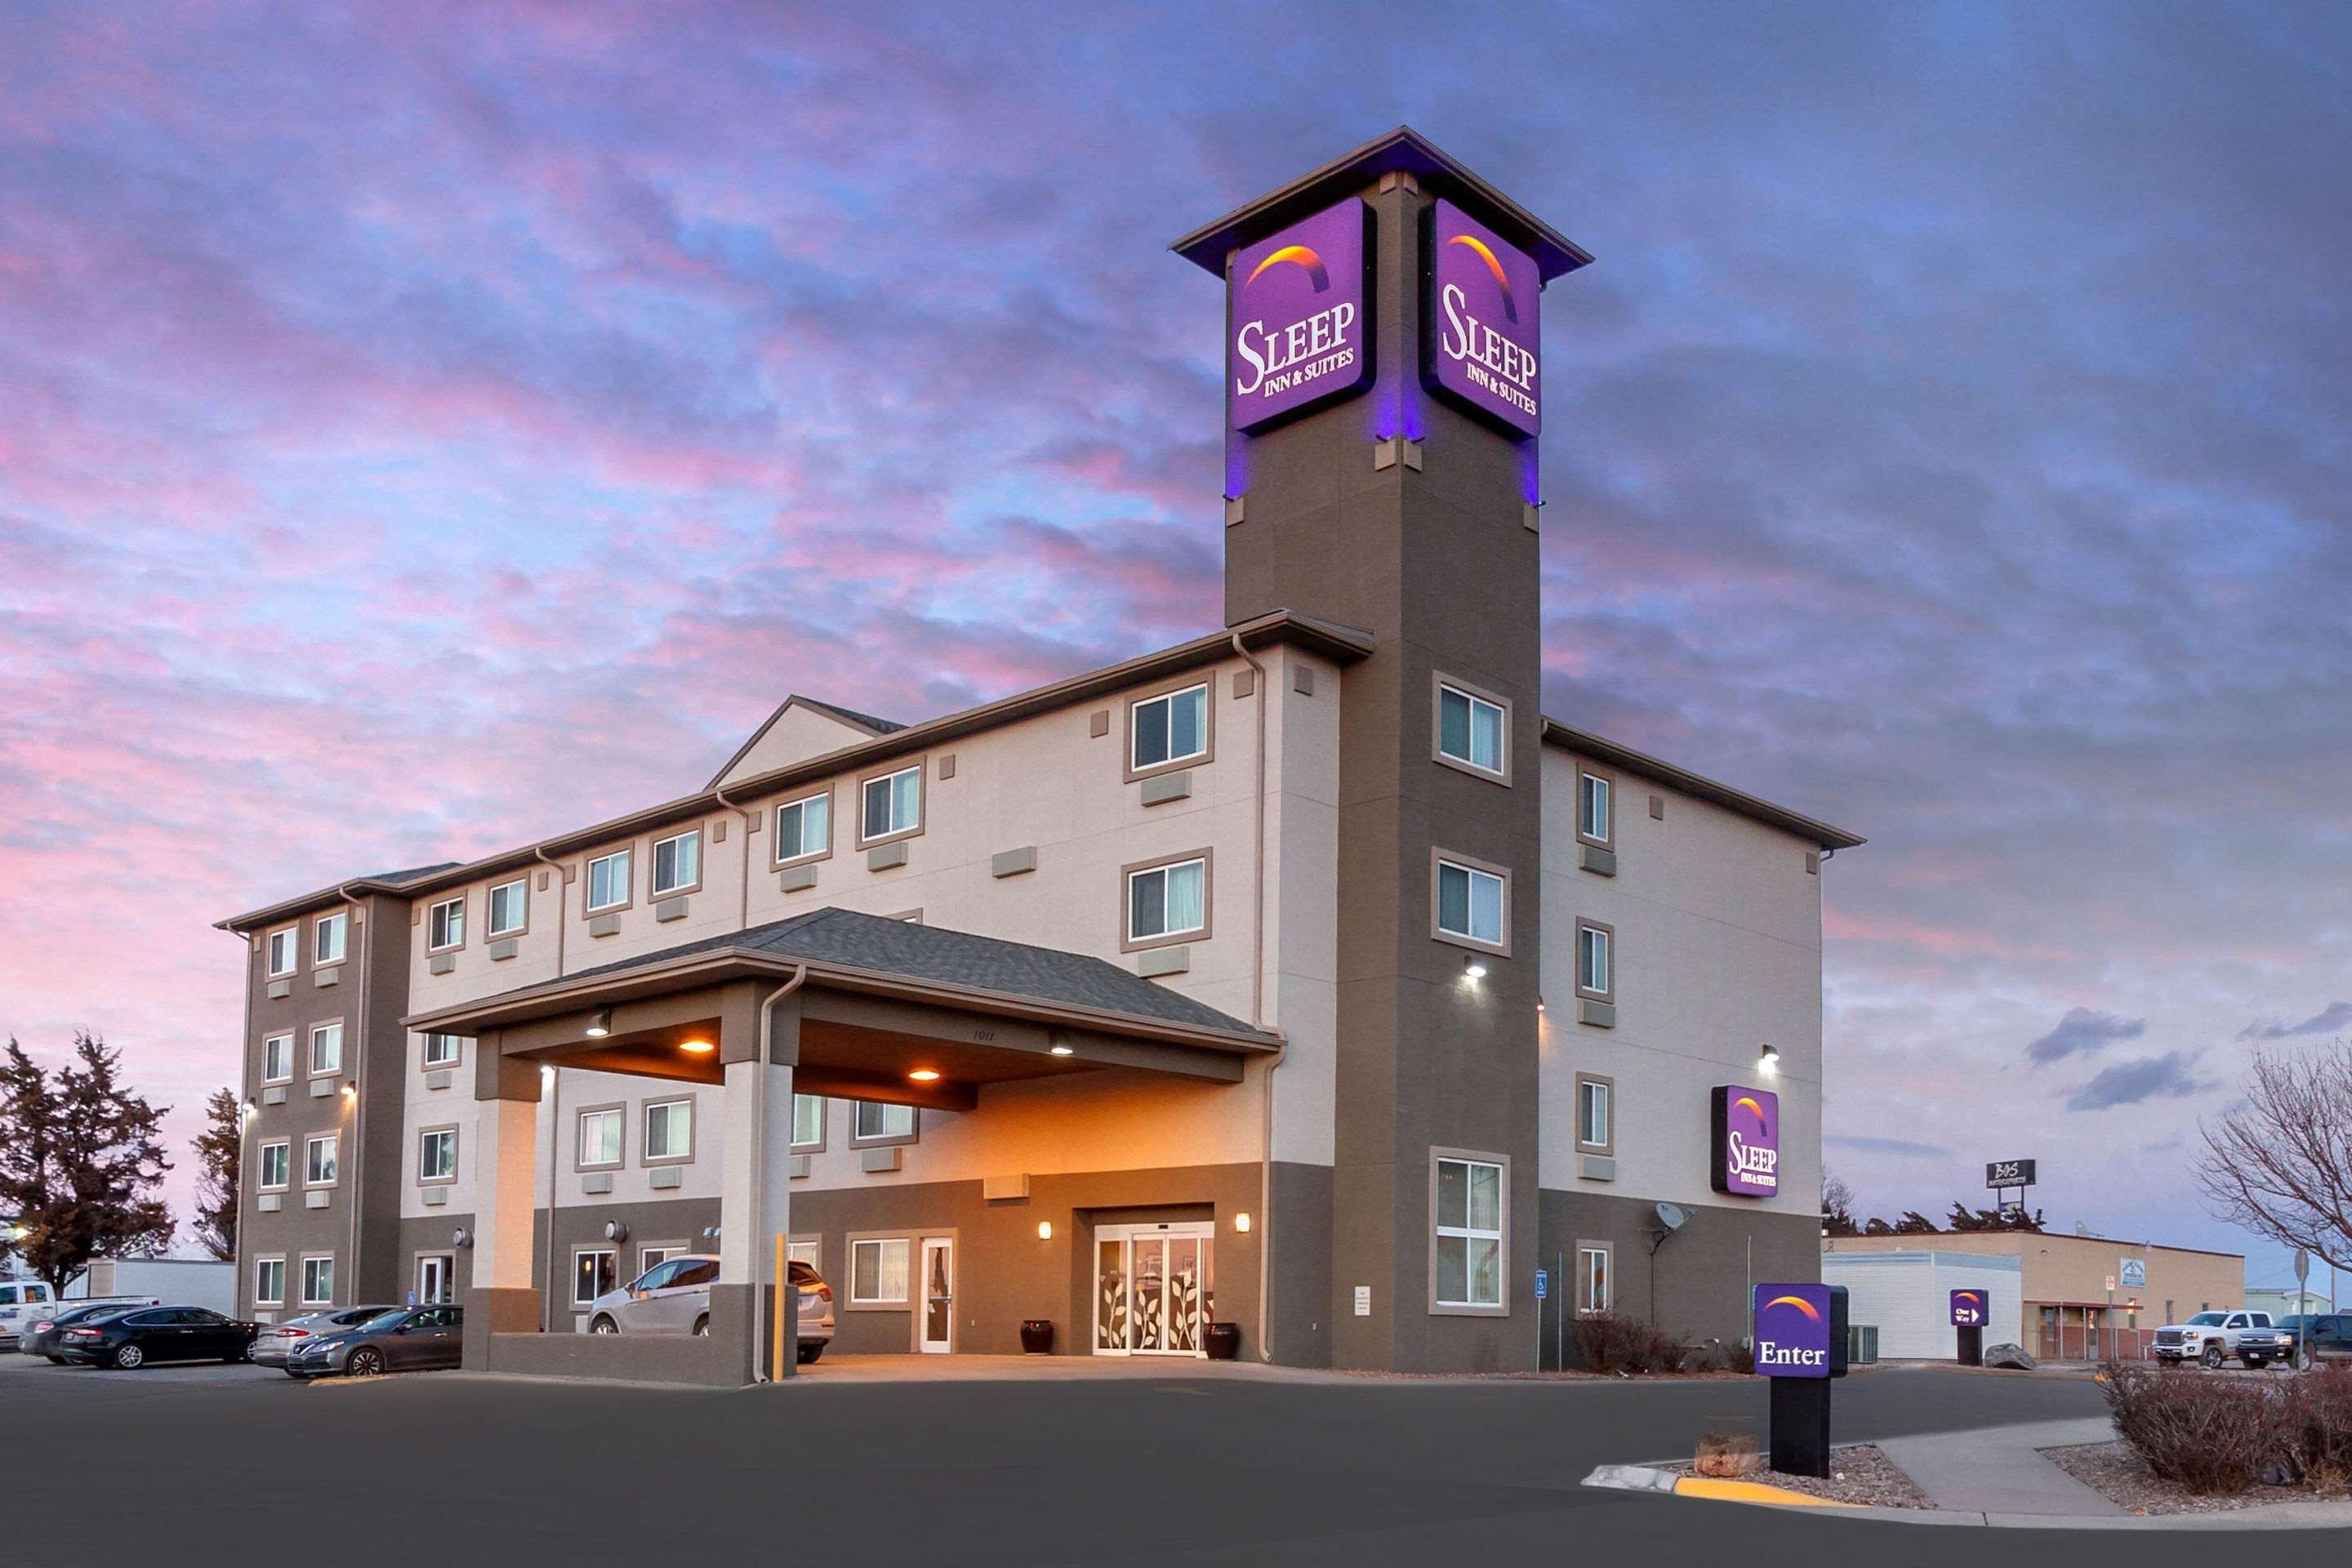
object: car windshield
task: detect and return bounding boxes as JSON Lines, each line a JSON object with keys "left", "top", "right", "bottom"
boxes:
{"left": 2186, "top": 1312, "right": 2228, "bottom": 1325}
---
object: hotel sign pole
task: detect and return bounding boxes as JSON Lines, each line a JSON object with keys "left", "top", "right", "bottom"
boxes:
{"left": 1951, "top": 1288, "right": 1987, "bottom": 1366}
{"left": 1754, "top": 1284, "right": 1848, "bottom": 1477}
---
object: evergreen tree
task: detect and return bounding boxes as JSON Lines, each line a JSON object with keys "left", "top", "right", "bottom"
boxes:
{"left": 0, "top": 1033, "right": 174, "bottom": 1293}
{"left": 189, "top": 1087, "right": 241, "bottom": 1262}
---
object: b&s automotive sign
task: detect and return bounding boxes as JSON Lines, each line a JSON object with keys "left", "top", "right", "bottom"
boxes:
{"left": 1227, "top": 199, "right": 1374, "bottom": 433}
{"left": 1423, "top": 198, "right": 1540, "bottom": 437}
{"left": 1709, "top": 1085, "right": 1780, "bottom": 1198}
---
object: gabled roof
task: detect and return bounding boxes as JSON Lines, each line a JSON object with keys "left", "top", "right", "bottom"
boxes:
{"left": 216, "top": 863, "right": 463, "bottom": 934}
{"left": 408, "top": 906, "right": 1281, "bottom": 1050}
{"left": 1540, "top": 720, "right": 1864, "bottom": 851}
{"left": 703, "top": 694, "right": 908, "bottom": 791}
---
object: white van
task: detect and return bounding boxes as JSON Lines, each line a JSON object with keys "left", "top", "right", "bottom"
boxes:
{"left": 0, "top": 1280, "right": 60, "bottom": 1349}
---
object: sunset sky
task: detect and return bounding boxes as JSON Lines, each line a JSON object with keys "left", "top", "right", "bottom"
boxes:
{"left": 2, "top": 2, "right": 2345, "bottom": 1294}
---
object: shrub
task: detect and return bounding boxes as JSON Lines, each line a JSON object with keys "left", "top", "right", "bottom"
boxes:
{"left": 1570, "top": 1312, "right": 1683, "bottom": 1374}
{"left": 2101, "top": 1363, "right": 2274, "bottom": 1494}
{"left": 1728, "top": 1342, "right": 1755, "bottom": 1375}
{"left": 2276, "top": 1364, "right": 2352, "bottom": 1488}
{"left": 1694, "top": 1431, "right": 1759, "bottom": 1477}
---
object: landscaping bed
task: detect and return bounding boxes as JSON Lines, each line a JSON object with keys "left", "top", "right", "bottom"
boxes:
{"left": 2042, "top": 1439, "right": 2348, "bottom": 1515}
{"left": 1666, "top": 1444, "right": 1935, "bottom": 1509}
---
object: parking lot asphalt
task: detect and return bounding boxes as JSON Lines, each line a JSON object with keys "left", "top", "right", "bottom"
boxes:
{"left": 5, "top": 1355, "right": 2332, "bottom": 1566}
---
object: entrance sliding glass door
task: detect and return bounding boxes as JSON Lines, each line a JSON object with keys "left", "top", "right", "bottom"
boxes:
{"left": 1092, "top": 1223, "right": 1214, "bottom": 1356}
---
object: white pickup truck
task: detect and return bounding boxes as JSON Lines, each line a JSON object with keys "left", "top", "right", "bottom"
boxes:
{"left": 0, "top": 1280, "right": 60, "bottom": 1349}
{"left": 2153, "top": 1309, "right": 2295, "bottom": 1369}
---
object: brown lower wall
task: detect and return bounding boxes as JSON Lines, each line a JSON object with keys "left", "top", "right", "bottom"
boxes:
{"left": 1537, "top": 1187, "right": 1820, "bottom": 1367}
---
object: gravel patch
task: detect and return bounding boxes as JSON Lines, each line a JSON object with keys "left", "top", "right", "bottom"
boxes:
{"left": 2042, "top": 1441, "right": 2348, "bottom": 1516}
{"left": 1667, "top": 1444, "right": 1935, "bottom": 1509}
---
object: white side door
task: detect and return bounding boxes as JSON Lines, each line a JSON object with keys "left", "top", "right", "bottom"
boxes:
{"left": 918, "top": 1238, "right": 953, "bottom": 1353}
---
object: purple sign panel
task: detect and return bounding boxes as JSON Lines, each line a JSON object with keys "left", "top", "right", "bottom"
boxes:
{"left": 1227, "top": 198, "right": 1374, "bottom": 433}
{"left": 1709, "top": 1085, "right": 1780, "bottom": 1198}
{"left": 1423, "top": 199, "right": 1540, "bottom": 437}
{"left": 1950, "top": 1289, "right": 1989, "bottom": 1328}
{"left": 1754, "top": 1284, "right": 1835, "bottom": 1378}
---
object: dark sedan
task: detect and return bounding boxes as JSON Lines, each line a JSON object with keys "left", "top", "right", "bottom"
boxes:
{"left": 58, "top": 1306, "right": 260, "bottom": 1370}
{"left": 285, "top": 1304, "right": 462, "bottom": 1379}
{"left": 18, "top": 1303, "right": 142, "bottom": 1361}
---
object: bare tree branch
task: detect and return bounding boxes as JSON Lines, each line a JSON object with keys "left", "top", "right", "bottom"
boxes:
{"left": 2195, "top": 1038, "right": 2352, "bottom": 1272}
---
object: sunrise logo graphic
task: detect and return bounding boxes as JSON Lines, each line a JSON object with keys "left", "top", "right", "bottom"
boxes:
{"left": 1445, "top": 232, "right": 1517, "bottom": 322}
{"left": 1245, "top": 244, "right": 1330, "bottom": 292}
{"left": 1733, "top": 1095, "right": 1766, "bottom": 1124}
{"left": 1955, "top": 1291, "right": 1984, "bottom": 1309}
{"left": 1762, "top": 1294, "right": 1823, "bottom": 1323}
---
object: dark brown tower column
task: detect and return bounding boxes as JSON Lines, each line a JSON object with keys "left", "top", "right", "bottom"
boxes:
{"left": 1175, "top": 130, "right": 1590, "bottom": 1370}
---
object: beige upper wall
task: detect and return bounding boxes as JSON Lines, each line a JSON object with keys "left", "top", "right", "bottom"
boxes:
{"left": 1824, "top": 1231, "right": 2244, "bottom": 1317}
{"left": 712, "top": 701, "right": 889, "bottom": 789}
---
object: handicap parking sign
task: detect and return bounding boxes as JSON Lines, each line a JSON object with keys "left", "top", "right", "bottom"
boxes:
{"left": 1535, "top": 1269, "right": 1548, "bottom": 1301}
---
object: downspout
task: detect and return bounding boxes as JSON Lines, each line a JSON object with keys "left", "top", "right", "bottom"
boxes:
{"left": 227, "top": 929, "right": 255, "bottom": 1316}
{"left": 534, "top": 846, "right": 568, "bottom": 976}
{"left": 533, "top": 846, "right": 568, "bottom": 1330}
{"left": 336, "top": 884, "right": 368, "bottom": 1307}
{"left": 1229, "top": 632, "right": 1281, "bottom": 1363}
{"left": 753, "top": 964, "right": 810, "bottom": 1382}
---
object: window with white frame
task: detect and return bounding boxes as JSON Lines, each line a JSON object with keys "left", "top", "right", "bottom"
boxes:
{"left": 418, "top": 1128, "right": 457, "bottom": 1183}
{"left": 791, "top": 1094, "right": 825, "bottom": 1149}
{"left": 486, "top": 878, "right": 528, "bottom": 938}
{"left": 644, "top": 1098, "right": 693, "bottom": 1162}
{"left": 849, "top": 1237, "right": 911, "bottom": 1305}
{"left": 265, "top": 927, "right": 298, "bottom": 977}
{"left": 253, "top": 1257, "right": 286, "bottom": 1307}
{"left": 1435, "top": 858, "right": 1505, "bottom": 949}
{"left": 256, "top": 1140, "right": 291, "bottom": 1191}
{"left": 422, "top": 1032, "right": 461, "bottom": 1069}
{"left": 786, "top": 1239, "right": 821, "bottom": 1270}
{"left": 1579, "top": 772, "right": 1612, "bottom": 844}
{"left": 853, "top": 1101, "right": 915, "bottom": 1144}
{"left": 651, "top": 829, "right": 701, "bottom": 897}
{"left": 1130, "top": 681, "right": 1209, "bottom": 774}
{"left": 860, "top": 765, "right": 920, "bottom": 843}
{"left": 1576, "top": 921, "right": 1612, "bottom": 999}
{"left": 1432, "top": 1154, "right": 1504, "bottom": 1310}
{"left": 586, "top": 850, "right": 631, "bottom": 912}
{"left": 1579, "top": 1243, "right": 1611, "bottom": 1316}
{"left": 1576, "top": 1076, "right": 1611, "bottom": 1152}
{"left": 1437, "top": 682, "right": 1506, "bottom": 777}
{"left": 427, "top": 896, "right": 465, "bottom": 951}
{"left": 301, "top": 1256, "right": 335, "bottom": 1306}
{"left": 577, "top": 1107, "right": 623, "bottom": 1168}
{"left": 304, "top": 1134, "right": 339, "bottom": 1186}
{"left": 572, "top": 1249, "right": 617, "bottom": 1306}
{"left": 309, "top": 1021, "right": 344, "bottom": 1076}
{"left": 1126, "top": 856, "right": 1206, "bottom": 945}
{"left": 313, "top": 910, "right": 348, "bottom": 966}
{"left": 773, "top": 793, "right": 831, "bottom": 863}
{"left": 262, "top": 1034, "right": 294, "bottom": 1084}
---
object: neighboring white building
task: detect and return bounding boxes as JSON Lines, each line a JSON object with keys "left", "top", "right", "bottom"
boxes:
{"left": 69, "top": 1258, "right": 237, "bottom": 1316}
{"left": 1821, "top": 1248, "right": 2024, "bottom": 1359}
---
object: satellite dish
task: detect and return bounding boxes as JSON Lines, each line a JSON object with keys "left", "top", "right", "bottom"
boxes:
{"left": 1655, "top": 1202, "right": 1689, "bottom": 1232}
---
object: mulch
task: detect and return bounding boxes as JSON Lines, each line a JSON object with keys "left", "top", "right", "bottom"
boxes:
{"left": 1667, "top": 1444, "right": 1936, "bottom": 1509}
{"left": 2042, "top": 1441, "right": 2347, "bottom": 1515}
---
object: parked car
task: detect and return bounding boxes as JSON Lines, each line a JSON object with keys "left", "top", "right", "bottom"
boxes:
{"left": 57, "top": 1305, "right": 259, "bottom": 1370}
{"left": 283, "top": 1305, "right": 462, "bottom": 1379}
{"left": 17, "top": 1302, "right": 149, "bottom": 1361}
{"left": 584, "top": 1254, "right": 835, "bottom": 1361}
{"left": 2153, "top": 1309, "right": 2278, "bottom": 1368}
{"left": 0, "top": 1279, "right": 60, "bottom": 1350}
{"left": 2276, "top": 1314, "right": 2352, "bottom": 1370}
{"left": 252, "top": 1305, "right": 399, "bottom": 1368}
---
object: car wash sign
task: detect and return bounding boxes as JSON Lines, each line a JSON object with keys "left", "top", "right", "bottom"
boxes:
{"left": 1754, "top": 1284, "right": 1836, "bottom": 1378}
{"left": 1228, "top": 198, "right": 1374, "bottom": 433}
{"left": 1950, "top": 1289, "right": 1989, "bottom": 1327}
{"left": 1709, "top": 1085, "right": 1780, "bottom": 1198}
{"left": 1423, "top": 199, "right": 1540, "bottom": 437}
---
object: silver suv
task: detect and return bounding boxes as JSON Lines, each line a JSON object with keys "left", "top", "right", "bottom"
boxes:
{"left": 584, "top": 1254, "right": 835, "bottom": 1363}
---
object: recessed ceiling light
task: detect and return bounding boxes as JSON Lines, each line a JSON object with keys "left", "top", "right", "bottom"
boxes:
{"left": 907, "top": 1068, "right": 940, "bottom": 1082}
{"left": 585, "top": 1009, "right": 612, "bottom": 1038}
{"left": 1049, "top": 1044, "right": 1075, "bottom": 1057}
{"left": 679, "top": 1039, "right": 715, "bottom": 1054}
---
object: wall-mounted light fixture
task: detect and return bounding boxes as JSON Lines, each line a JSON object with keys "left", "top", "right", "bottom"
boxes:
{"left": 1049, "top": 1044, "right": 1075, "bottom": 1057}
{"left": 1758, "top": 1043, "right": 1780, "bottom": 1075}
{"left": 1232, "top": 1212, "right": 1253, "bottom": 1234}
{"left": 341, "top": 1084, "right": 357, "bottom": 1101}
{"left": 541, "top": 1063, "right": 557, "bottom": 1085}
{"left": 1036, "top": 1221, "right": 1053, "bottom": 1241}
{"left": 1462, "top": 955, "right": 1488, "bottom": 982}
{"left": 584, "top": 1009, "right": 612, "bottom": 1038}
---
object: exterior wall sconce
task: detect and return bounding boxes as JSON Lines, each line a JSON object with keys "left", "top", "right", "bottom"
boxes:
{"left": 1759, "top": 1043, "right": 1780, "bottom": 1074}
{"left": 341, "top": 1084, "right": 357, "bottom": 1101}
{"left": 1232, "top": 1212, "right": 1252, "bottom": 1234}
{"left": 585, "top": 1009, "right": 612, "bottom": 1038}
{"left": 1036, "top": 1221, "right": 1053, "bottom": 1241}
{"left": 1462, "top": 955, "right": 1487, "bottom": 982}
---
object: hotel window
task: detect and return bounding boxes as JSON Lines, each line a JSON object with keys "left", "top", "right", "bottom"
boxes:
{"left": 262, "top": 1034, "right": 294, "bottom": 1085}
{"left": 301, "top": 1256, "right": 335, "bottom": 1307}
{"left": 253, "top": 1257, "right": 286, "bottom": 1307}
{"left": 651, "top": 829, "right": 701, "bottom": 898}
{"left": 1579, "top": 772, "right": 1612, "bottom": 846}
{"left": 1436, "top": 679, "right": 1507, "bottom": 779}
{"left": 791, "top": 1094, "right": 826, "bottom": 1151}
{"left": 418, "top": 1128, "right": 457, "bottom": 1183}
{"left": 486, "top": 878, "right": 528, "bottom": 938}
{"left": 422, "top": 1032, "right": 461, "bottom": 1069}
{"left": 1575, "top": 1075, "right": 1613, "bottom": 1154}
{"left": 427, "top": 896, "right": 465, "bottom": 952}
{"left": 313, "top": 910, "right": 348, "bottom": 966}
{"left": 586, "top": 850, "right": 631, "bottom": 913}
{"left": 860, "top": 764, "right": 921, "bottom": 844}
{"left": 786, "top": 1238, "right": 821, "bottom": 1270}
{"left": 265, "top": 927, "right": 298, "bottom": 978}
{"left": 1125, "top": 854, "right": 1207, "bottom": 947}
{"left": 849, "top": 1237, "right": 911, "bottom": 1306}
{"left": 853, "top": 1101, "right": 916, "bottom": 1146}
{"left": 644, "top": 1098, "right": 694, "bottom": 1164}
{"left": 256, "top": 1140, "right": 291, "bottom": 1192}
{"left": 1129, "top": 680, "right": 1209, "bottom": 775}
{"left": 572, "top": 1249, "right": 617, "bottom": 1307}
{"left": 305, "top": 1134, "right": 339, "bottom": 1187}
{"left": 1434, "top": 856, "right": 1507, "bottom": 951}
{"left": 1579, "top": 1242, "right": 1612, "bottom": 1316}
{"left": 1575, "top": 920, "right": 1614, "bottom": 1000}
{"left": 577, "top": 1107, "right": 624, "bottom": 1169}
{"left": 309, "top": 1021, "right": 344, "bottom": 1076}
{"left": 1432, "top": 1153, "right": 1506, "bottom": 1312}
{"left": 773, "top": 792, "right": 832, "bottom": 865}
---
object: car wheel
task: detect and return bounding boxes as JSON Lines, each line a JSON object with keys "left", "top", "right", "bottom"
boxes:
{"left": 797, "top": 1343, "right": 824, "bottom": 1365}
{"left": 2201, "top": 1343, "right": 2225, "bottom": 1370}
{"left": 2297, "top": 1348, "right": 2316, "bottom": 1371}
{"left": 693, "top": 1316, "right": 710, "bottom": 1339}
{"left": 347, "top": 1348, "right": 385, "bottom": 1378}
{"left": 112, "top": 1343, "right": 145, "bottom": 1371}
{"left": 590, "top": 1316, "right": 620, "bottom": 1335}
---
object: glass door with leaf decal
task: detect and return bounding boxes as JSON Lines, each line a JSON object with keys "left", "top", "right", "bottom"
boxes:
{"left": 1092, "top": 1223, "right": 1214, "bottom": 1356}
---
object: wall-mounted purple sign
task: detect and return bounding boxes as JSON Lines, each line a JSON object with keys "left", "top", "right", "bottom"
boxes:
{"left": 1753, "top": 1284, "right": 1835, "bottom": 1378}
{"left": 1950, "top": 1289, "right": 1988, "bottom": 1328}
{"left": 1227, "top": 198, "right": 1374, "bottom": 434}
{"left": 1709, "top": 1085, "right": 1780, "bottom": 1198}
{"left": 1423, "top": 198, "right": 1540, "bottom": 437}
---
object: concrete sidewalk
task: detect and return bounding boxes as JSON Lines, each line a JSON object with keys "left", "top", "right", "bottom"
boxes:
{"left": 1876, "top": 1417, "right": 2122, "bottom": 1517}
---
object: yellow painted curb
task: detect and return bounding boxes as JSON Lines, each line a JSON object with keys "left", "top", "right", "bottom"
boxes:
{"left": 1674, "top": 1477, "right": 1860, "bottom": 1508}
